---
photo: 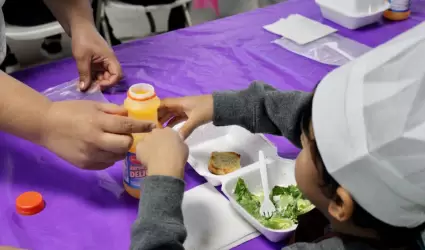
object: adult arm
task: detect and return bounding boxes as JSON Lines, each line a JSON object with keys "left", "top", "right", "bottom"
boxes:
{"left": 43, "top": 0, "right": 94, "bottom": 36}
{"left": 213, "top": 81, "right": 312, "bottom": 148}
{"left": 0, "top": 72, "right": 51, "bottom": 144}
{"left": 43, "top": 0, "right": 122, "bottom": 91}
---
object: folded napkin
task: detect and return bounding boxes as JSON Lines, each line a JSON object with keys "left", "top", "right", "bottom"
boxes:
{"left": 264, "top": 14, "right": 337, "bottom": 45}
{"left": 183, "top": 183, "right": 260, "bottom": 250}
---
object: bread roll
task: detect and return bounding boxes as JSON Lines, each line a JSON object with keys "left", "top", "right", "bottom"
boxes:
{"left": 208, "top": 152, "right": 241, "bottom": 175}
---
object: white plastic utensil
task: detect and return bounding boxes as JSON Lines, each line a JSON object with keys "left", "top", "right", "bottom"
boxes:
{"left": 259, "top": 150, "right": 276, "bottom": 217}
{"left": 325, "top": 42, "right": 355, "bottom": 61}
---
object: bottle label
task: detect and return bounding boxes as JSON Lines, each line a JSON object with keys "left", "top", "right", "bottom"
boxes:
{"left": 123, "top": 152, "right": 147, "bottom": 189}
{"left": 389, "top": 0, "right": 410, "bottom": 12}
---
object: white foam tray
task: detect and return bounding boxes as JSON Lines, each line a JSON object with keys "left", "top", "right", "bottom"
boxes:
{"left": 179, "top": 123, "right": 278, "bottom": 186}
{"left": 316, "top": 0, "right": 390, "bottom": 29}
{"left": 222, "top": 157, "right": 298, "bottom": 242}
{"left": 175, "top": 122, "right": 298, "bottom": 242}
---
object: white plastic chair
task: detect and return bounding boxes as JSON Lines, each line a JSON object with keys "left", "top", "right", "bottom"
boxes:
{"left": 5, "top": 21, "right": 64, "bottom": 41}
{"left": 96, "top": 0, "right": 193, "bottom": 45}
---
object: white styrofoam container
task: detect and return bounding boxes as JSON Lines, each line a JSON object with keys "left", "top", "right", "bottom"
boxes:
{"left": 178, "top": 122, "right": 278, "bottom": 186}
{"left": 221, "top": 157, "right": 298, "bottom": 242}
{"left": 316, "top": 0, "right": 390, "bottom": 29}
{"left": 174, "top": 122, "right": 301, "bottom": 242}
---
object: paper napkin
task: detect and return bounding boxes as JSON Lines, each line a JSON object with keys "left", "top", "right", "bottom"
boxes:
{"left": 182, "top": 183, "right": 259, "bottom": 250}
{"left": 264, "top": 14, "right": 337, "bottom": 45}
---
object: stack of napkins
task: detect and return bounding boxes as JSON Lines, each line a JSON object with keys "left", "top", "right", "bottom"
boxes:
{"left": 264, "top": 14, "right": 337, "bottom": 45}
{"left": 182, "top": 183, "right": 259, "bottom": 250}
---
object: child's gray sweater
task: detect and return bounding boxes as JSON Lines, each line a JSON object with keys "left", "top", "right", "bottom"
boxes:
{"left": 130, "top": 82, "right": 375, "bottom": 250}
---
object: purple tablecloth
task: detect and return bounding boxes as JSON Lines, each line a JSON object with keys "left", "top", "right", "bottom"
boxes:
{"left": 1, "top": 0, "right": 424, "bottom": 249}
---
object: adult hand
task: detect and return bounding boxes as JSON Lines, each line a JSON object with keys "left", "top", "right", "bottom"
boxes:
{"left": 136, "top": 128, "right": 188, "bottom": 179}
{"left": 158, "top": 95, "right": 214, "bottom": 139}
{"left": 41, "top": 101, "right": 155, "bottom": 170}
{"left": 71, "top": 24, "right": 122, "bottom": 91}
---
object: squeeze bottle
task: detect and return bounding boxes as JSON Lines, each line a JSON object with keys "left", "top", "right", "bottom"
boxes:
{"left": 123, "top": 83, "right": 161, "bottom": 199}
{"left": 384, "top": 0, "right": 411, "bottom": 21}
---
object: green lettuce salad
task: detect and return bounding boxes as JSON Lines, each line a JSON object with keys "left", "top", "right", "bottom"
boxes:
{"left": 234, "top": 178, "right": 314, "bottom": 230}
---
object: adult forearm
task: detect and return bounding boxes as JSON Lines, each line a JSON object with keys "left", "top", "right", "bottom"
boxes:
{"left": 0, "top": 72, "right": 52, "bottom": 144}
{"left": 43, "top": 0, "right": 94, "bottom": 36}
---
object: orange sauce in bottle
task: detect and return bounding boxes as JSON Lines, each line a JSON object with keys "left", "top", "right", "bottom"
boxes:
{"left": 123, "top": 83, "right": 161, "bottom": 199}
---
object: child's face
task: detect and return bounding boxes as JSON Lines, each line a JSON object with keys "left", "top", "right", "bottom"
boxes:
{"left": 294, "top": 122, "right": 331, "bottom": 217}
{"left": 295, "top": 122, "right": 356, "bottom": 228}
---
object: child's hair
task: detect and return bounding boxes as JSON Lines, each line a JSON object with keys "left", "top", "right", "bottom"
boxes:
{"left": 300, "top": 89, "right": 425, "bottom": 249}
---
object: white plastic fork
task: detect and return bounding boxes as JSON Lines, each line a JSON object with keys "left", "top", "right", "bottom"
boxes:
{"left": 325, "top": 42, "right": 355, "bottom": 61}
{"left": 259, "top": 150, "right": 276, "bottom": 217}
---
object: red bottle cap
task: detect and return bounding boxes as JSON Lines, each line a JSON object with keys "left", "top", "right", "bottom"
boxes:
{"left": 16, "top": 191, "right": 45, "bottom": 215}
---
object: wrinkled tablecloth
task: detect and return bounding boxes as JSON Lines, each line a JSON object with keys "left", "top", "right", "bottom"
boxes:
{"left": 1, "top": 0, "right": 424, "bottom": 249}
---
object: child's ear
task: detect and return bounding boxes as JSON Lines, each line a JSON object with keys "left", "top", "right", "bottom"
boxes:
{"left": 328, "top": 187, "right": 354, "bottom": 222}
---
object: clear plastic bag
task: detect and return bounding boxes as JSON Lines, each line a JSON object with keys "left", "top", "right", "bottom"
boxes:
{"left": 42, "top": 78, "right": 109, "bottom": 102}
{"left": 273, "top": 33, "right": 371, "bottom": 66}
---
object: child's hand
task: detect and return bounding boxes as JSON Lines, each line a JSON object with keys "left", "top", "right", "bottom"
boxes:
{"left": 136, "top": 128, "right": 189, "bottom": 179}
{"left": 159, "top": 95, "right": 213, "bottom": 139}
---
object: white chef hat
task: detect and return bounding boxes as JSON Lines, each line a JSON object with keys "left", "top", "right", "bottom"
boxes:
{"left": 313, "top": 22, "right": 425, "bottom": 228}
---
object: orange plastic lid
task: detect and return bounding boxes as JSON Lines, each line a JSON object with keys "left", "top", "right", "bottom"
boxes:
{"left": 16, "top": 191, "right": 45, "bottom": 215}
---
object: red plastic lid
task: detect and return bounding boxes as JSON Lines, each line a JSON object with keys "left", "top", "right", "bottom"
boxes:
{"left": 16, "top": 191, "right": 45, "bottom": 215}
